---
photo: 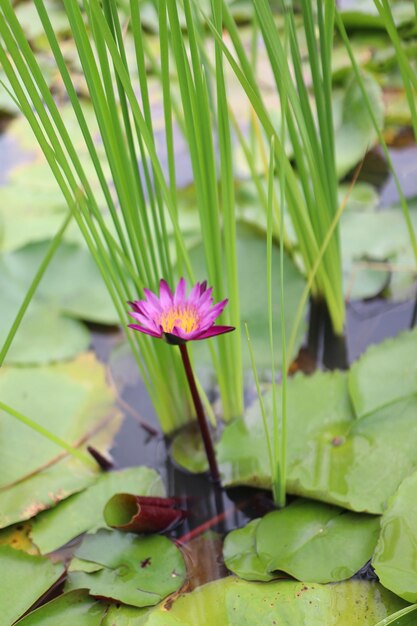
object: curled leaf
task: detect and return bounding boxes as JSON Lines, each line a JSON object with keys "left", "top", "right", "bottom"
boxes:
{"left": 103, "top": 493, "right": 187, "bottom": 534}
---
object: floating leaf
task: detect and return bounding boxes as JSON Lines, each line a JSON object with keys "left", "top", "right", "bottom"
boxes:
{"left": 189, "top": 225, "right": 307, "bottom": 370}
{"left": 101, "top": 603, "right": 150, "bottom": 625}
{"left": 170, "top": 427, "right": 209, "bottom": 474}
{"left": 334, "top": 74, "right": 384, "bottom": 179}
{"left": 15, "top": 589, "right": 108, "bottom": 625}
{"left": 104, "top": 494, "right": 186, "bottom": 534}
{"left": 66, "top": 529, "right": 186, "bottom": 608}
{"left": 374, "top": 604, "right": 417, "bottom": 626}
{"left": 0, "top": 407, "right": 122, "bottom": 530}
{"left": 0, "top": 546, "right": 65, "bottom": 625}
{"left": 3, "top": 241, "right": 118, "bottom": 325}
{"left": 218, "top": 369, "right": 417, "bottom": 513}
{"left": 349, "top": 328, "right": 417, "bottom": 417}
{"left": 0, "top": 258, "right": 91, "bottom": 364}
{"left": 140, "top": 577, "right": 408, "bottom": 625}
{"left": 255, "top": 499, "right": 380, "bottom": 583}
{"left": 30, "top": 467, "right": 165, "bottom": 554}
{"left": 373, "top": 470, "right": 417, "bottom": 603}
{"left": 223, "top": 519, "right": 276, "bottom": 582}
{"left": 339, "top": 0, "right": 416, "bottom": 29}
{"left": 0, "top": 354, "right": 119, "bottom": 491}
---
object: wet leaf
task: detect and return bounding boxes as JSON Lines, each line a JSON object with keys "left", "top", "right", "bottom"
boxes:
{"left": 223, "top": 519, "right": 276, "bottom": 582}
{"left": 66, "top": 529, "right": 186, "bottom": 608}
{"left": 349, "top": 327, "right": 417, "bottom": 417}
{"left": 30, "top": 467, "right": 165, "bottom": 554}
{"left": 15, "top": 589, "right": 108, "bottom": 625}
{"left": 0, "top": 354, "right": 119, "bottom": 492}
{"left": 255, "top": 499, "right": 380, "bottom": 583}
{"left": 104, "top": 493, "right": 186, "bottom": 534}
{"left": 140, "top": 577, "right": 408, "bottom": 625}
{"left": 373, "top": 470, "right": 417, "bottom": 603}
{"left": 0, "top": 545, "right": 65, "bottom": 625}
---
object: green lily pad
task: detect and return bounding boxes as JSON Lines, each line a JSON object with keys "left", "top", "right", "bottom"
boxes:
{"left": 0, "top": 408, "right": 122, "bottom": 530}
{"left": 30, "top": 467, "right": 165, "bottom": 554}
{"left": 101, "top": 603, "right": 150, "bottom": 625}
{"left": 373, "top": 470, "right": 417, "bottom": 603}
{"left": 255, "top": 499, "right": 380, "bottom": 583}
{"left": 374, "top": 604, "right": 417, "bottom": 626}
{"left": 188, "top": 224, "right": 307, "bottom": 371}
{"left": 0, "top": 354, "right": 118, "bottom": 491}
{"left": 339, "top": 1, "right": 416, "bottom": 30}
{"left": 0, "top": 546, "right": 65, "bottom": 625}
{"left": 0, "top": 257, "right": 91, "bottom": 364}
{"left": 223, "top": 518, "right": 276, "bottom": 582}
{"left": 15, "top": 590, "right": 108, "bottom": 626}
{"left": 66, "top": 529, "right": 186, "bottom": 608}
{"left": 140, "top": 577, "right": 408, "bottom": 625}
{"left": 349, "top": 327, "right": 417, "bottom": 417}
{"left": 218, "top": 368, "right": 417, "bottom": 513}
{"left": 334, "top": 74, "right": 384, "bottom": 179}
{"left": 170, "top": 427, "right": 209, "bottom": 474}
{"left": 3, "top": 240, "right": 118, "bottom": 325}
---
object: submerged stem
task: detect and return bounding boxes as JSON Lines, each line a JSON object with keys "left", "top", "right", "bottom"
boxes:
{"left": 179, "top": 343, "right": 220, "bottom": 483}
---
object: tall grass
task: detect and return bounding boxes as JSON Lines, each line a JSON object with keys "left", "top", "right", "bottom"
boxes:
{"left": 0, "top": 0, "right": 245, "bottom": 430}
{"left": 202, "top": 0, "right": 346, "bottom": 335}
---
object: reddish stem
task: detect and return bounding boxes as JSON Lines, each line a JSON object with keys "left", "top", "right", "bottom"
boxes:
{"left": 179, "top": 343, "right": 220, "bottom": 483}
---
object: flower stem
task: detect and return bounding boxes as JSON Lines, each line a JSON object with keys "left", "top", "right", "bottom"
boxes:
{"left": 179, "top": 343, "right": 221, "bottom": 483}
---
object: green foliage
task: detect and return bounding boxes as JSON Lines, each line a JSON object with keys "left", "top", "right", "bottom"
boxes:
{"left": 0, "top": 546, "right": 65, "bottom": 625}
{"left": 66, "top": 529, "right": 186, "bottom": 608}
{"left": 373, "top": 470, "right": 417, "bottom": 603}
{"left": 30, "top": 467, "right": 165, "bottom": 553}
{"left": 139, "top": 577, "right": 408, "bottom": 625}
{"left": 15, "top": 590, "right": 108, "bottom": 626}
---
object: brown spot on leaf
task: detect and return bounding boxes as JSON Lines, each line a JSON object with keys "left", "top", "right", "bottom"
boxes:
{"left": 140, "top": 557, "right": 151, "bottom": 568}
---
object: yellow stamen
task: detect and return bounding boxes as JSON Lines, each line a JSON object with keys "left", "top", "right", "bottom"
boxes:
{"left": 159, "top": 305, "right": 199, "bottom": 334}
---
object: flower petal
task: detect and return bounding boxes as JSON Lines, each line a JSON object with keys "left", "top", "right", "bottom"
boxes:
{"left": 159, "top": 279, "right": 173, "bottom": 308}
{"left": 174, "top": 277, "right": 187, "bottom": 306}
{"left": 128, "top": 324, "right": 162, "bottom": 338}
{"left": 195, "top": 325, "right": 235, "bottom": 339}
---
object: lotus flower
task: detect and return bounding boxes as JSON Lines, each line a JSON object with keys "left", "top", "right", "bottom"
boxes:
{"left": 128, "top": 278, "right": 235, "bottom": 344}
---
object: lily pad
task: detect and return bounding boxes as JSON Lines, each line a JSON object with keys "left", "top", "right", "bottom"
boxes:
{"left": 170, "top": 427, "right": 209, "bottom": 474}
{"left": 66, "top": 529, "right": 186, "bottom": 608}
{"left": 0, "top": 545, "right": 65, "bottom": 625}
{"left": 188, "top": 224, "right": 307, "bottom": 370}
{"left": 349, "top": 327, "right": 417, "bottom": 418}
{"left": 373, "top": 470, "right": 417, "bottom": 603}
{"left": 223, "top": 518, "right": 276, "bottom": 582}
{"left": 3, "top": 240, "right": 118, "bottom": 325}
{"left": 255, "top": 499, "right": 380, "bottom": 583}
{"left": 218, "top": 368, "right": 417, "bottom": 513}
{"left": 334, "top": 74, "right": 384, "bottom": 179}
{"left": 0, "top": 258, "right": 91, "bottom": 364}
{"left": 15, "top": 590, "right": 108, "bottom": 626}
{"left": 140, "top": 577, "right": 408, "bottom": 625}
{"left": 0, "top": 354, "right": 118, "bottom": 491}
{"left": 101, "top": 603, "right": 150, "bottom": 625}
{"left": 339, "top": 0, "right": 416, "bottom": 30}
{"left": 374, "top": 605, "right": 417, "bottom": 626}
{"left": 30, "top": 467, "right": 165, "bottom": 553}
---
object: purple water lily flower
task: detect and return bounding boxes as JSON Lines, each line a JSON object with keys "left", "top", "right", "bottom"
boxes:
{"left": 128, "top": 278, "right": 235, "bottom": 344}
